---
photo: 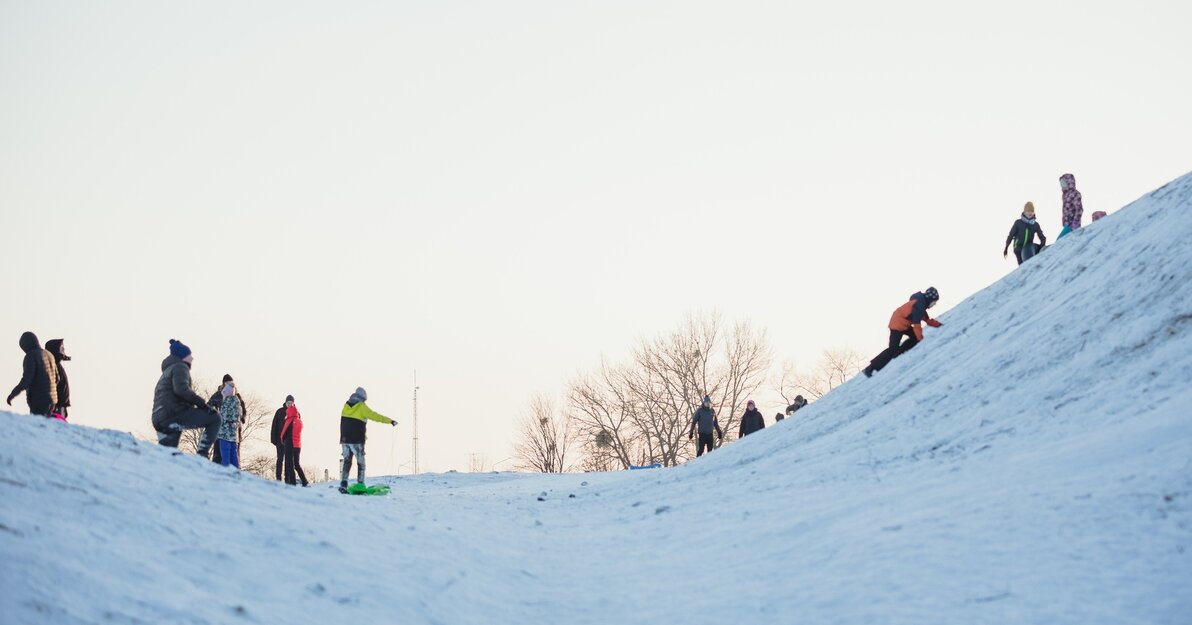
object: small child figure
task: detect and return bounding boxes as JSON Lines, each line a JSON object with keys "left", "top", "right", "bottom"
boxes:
{"left": 217, "top": 382, "right": 241, "bottom": 469}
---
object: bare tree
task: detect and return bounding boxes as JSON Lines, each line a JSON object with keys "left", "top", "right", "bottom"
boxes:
{"left": 775, "top": 348, "right": 865, "bottom": 402}
{"left": 569, "top": 312, "right": 772, "bottom": 469}
{"left": 513, "top": 395, "right": 573, "bottom": 473}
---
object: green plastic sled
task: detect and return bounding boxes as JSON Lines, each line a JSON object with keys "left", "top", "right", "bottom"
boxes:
{"left": 346, "top": 483, "right": 391, "bottom": 496}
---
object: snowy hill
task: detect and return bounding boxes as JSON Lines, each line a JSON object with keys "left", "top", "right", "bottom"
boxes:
{"left": 3, "top": 172, "right": 1191, "bottom": 625}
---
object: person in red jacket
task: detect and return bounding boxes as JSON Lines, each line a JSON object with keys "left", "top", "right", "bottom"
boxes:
{"left": 279, "top": 404, "right": 309, "bottom": 486}
{"left": 862, "top": 287, "right": 942, "bottom": 378}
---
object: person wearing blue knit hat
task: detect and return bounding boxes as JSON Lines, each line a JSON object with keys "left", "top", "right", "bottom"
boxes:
{"left": 150, "top": 339, "right": 220, "bottom": 454}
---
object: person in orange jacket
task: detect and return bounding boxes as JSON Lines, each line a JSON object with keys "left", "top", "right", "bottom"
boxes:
{"left": 279, "top": 403, "right": 309, "bottom": 486}
{"left": 862, "top": 287, "right": 942, "bottom": 378}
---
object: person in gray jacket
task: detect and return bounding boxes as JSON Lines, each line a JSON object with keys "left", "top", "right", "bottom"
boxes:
{"left": 688, "top": 395, "right": 723, "bottom": 457}
{"left": 151, "top": 339, "right": 220, "bottom": 454}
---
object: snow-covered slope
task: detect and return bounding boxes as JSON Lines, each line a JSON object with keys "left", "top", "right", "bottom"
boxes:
{"left": 3, "top": 173, "right": 1191, "bottom": 625}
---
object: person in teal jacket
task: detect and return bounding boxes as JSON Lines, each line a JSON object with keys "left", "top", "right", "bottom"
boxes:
{"left": 338, "top": 387, "right": 396, "bottom": 493}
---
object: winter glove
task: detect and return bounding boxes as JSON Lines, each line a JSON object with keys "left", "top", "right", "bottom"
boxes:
{"left": 926, "top": 319, "right": 942, "bottom": 328}
{"left": 390, "top": 420, "right": 397, "bottom": 427}
{"left": 5, "top": 392, "right": 14, "bottom": 406}
{"left": 688, "top": 431, "right": 694, "bottom": 440}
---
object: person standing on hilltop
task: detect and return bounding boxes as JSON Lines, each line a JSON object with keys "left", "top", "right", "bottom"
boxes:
{"left": 1004, "top": 202, "right": 1047, "bottom": 265}
{"left": 7, "top": 332, "right": 58, "bottom": 418}
{"left": 43, "top": 339, "right": 71, "bottom": 419}
{"left": 738, "top": 399, "right": 766, "bottom": 438}
{"left": 207, "top": 373, "right": 245, "bottom": 464}
{"left": 862, "top": 288, "right": 943, "bottom": 378}
{"left": 1058, "top": 173, "right": 1084, "bottom": 238}
{"left": 216, "top": 380, "right": 242, "bottom": 469}
{"left": 280, "top": 402, "right": 309, "bottom": 487}
{"left": 688, "top": 395, "right": 723, "bottom": 457}
{"left": 339, "top": 387, "right": 396, "bottom": 493}
{"left": 271, "top": 395, "right": 294, "bottom": 481}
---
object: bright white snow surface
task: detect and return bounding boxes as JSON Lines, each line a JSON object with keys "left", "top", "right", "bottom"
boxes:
{"left": 3, "top": 174, "right": 1192, "bottom": 625}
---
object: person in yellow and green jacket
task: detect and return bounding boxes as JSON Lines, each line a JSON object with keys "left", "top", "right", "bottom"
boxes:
{"left": 338, "top": 386, "right": 396, "bottom": 493}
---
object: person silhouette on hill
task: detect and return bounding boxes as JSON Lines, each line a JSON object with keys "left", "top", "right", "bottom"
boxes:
{"left": 338, "top": 387, "right": 396, "bottom": 493}
{"left": 1058, "top": 173, "right": 1084, "bottom": 238}
{"left": 738, "top": 399, "right": 765, "bottom": 438}
{"left": 862, "top": 288, "right": 942, "bottom": 378}
{"left": 688, "top": 395, "right": 723, "bottom": 457}
{"left": 151, "top": 339, "right": 220, "bottom": 455}
{"left": 7, "top": 332, "right": 59, "bottom": 418}
{"left": 1004, "top": 202, "right": 1047, "bottom": 265}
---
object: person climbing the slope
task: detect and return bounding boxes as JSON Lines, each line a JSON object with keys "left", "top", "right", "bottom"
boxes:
{"left": 339, "top": 387, "right": 396, "bottom": 493}
{"left": 6, "top": 331, "right": 59, "bottom": 417}
{"left": 688, "top": 395, "right": 723, "bottom": 457}
{"left": 280, "top": 402, "right": 309, "bottom": 486}
{"left": 1004, "top": 202, "right": 1047, "bottom": 265}
{"left": 271, "top": 395, "right": 294, "bottom": 481}
{"left": 785, "top": 395, "right": 808, "bottom": 417}
{"left": 738, "top": 399, "right": 765, "bottom": 438}
{"left": 1058, "top": 173, "right": 1084, "bottom": 239}
{"left": 216, "top": 380, "right": 242, "bottom": 469}
{"left": 151, "top": 339, "right": 220, "bottom": 454}
{"left": 862, "top": 288, "right": 942, "bottom": 378}
{"left": 43, "top": 339, "right": 71, "bottom": 419}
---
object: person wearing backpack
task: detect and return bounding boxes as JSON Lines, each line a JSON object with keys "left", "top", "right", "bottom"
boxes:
{"left": 1004, "top": 202, "right": 1047, "bottom": 265}
{"left": 280, "top": 403, "right": 309, "bottom": 486}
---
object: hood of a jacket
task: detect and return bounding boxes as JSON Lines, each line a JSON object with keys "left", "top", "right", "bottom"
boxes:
{"left": 1020, "top": 214, "right": 1037, "bottom": 225}
{"left": 160, "top": 355, "right": 190, "bottom": 372}
{"left": 1060, "top": 173, "right": 1077, "bottom": 191}
{"left": 44, "top": 339, "right": 70, "bottom": 362}
{"left": 18, "top": 331, "right": 40, "bottom": 354}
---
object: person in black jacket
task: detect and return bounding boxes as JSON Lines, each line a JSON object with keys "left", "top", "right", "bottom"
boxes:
{"left": 271, "top": 395, "right": 294, "bottom": 481}
{"left": 150, "top": 339, "right": 220, "bottom": 454}
{"left": 1003, "top": 202, "right": 1047, "bottom": 265}
{"left": 7, "top": 332, "right": 59, "bottom": 417}
{"left": 738, "top": 400, "right": 766, "bottom": 438}
{"left": 43, "top": 339, "right": 71, "bottom": 418}
{"left": 785, "top": 395, "right": 807, "bottom": 417}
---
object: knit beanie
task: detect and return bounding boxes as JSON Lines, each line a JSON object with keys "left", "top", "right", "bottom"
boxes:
{"left": 702, "top": 395, "right": 711, "bottom": 405}
{"left": 169, "top": 339, "right": 191, "bottom": 359}
{"left": 285, "top": 394, "right": 295, "bottom": 403}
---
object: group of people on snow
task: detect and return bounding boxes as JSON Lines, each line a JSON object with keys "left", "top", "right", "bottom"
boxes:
{"left": 688, "top": 394, "right": 809, "bottom": 456}
{"left": 10, "top": 172, "right": 1104, "bottom": 473}
{"left": 145, "top": 338, "right": 396, "bottom": 493}
{"left": 1003, "top": 172, "right": 1103, "bottom": 266}
{"left": 6, "top": 332, "right": 70, "bottom": 420}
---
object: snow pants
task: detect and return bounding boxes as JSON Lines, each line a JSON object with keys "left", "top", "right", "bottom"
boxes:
{"left": 868, "top": 329, "right": 919, "bottom": 374}
{"left": 218, "top": 439, "right": 240, "bottom": 469}
{"left": 284, "top": 443, "right": 308, "bottom": 486}
{"left": 696, "top": 433, "right": 715, "bottom": 457}
{"left": 155, "top": 408, "right": 220, "bottom": 455}
{"left": 274, "top": 444, "right": 285, "bottom": 481}
{"left": 341, "top": 443, "right": 366, "bottom": 484}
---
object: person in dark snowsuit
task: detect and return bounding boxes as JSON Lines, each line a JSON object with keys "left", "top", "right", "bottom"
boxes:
{"left": 207, "top": 373, "right": 245, "bottom": 464}
{"left": 688, "top": 395, "right": 723, "bottom": 457}
{"left": 774, "top": 412, "right": 785, "bottom": 422}
{"left": 862, "top": 288, "right": 943, "bottom": 378}
{"left": 150, "top": 339, "right": 220, "bottom": 454}
{"left": 339, "top": 387, "right": 396, "bottom": 492}
{"left": 280, "top": 404, "right": 309, "bottom": 486}
{"left": 7, "top": 332, "right": 59, "bottom": 417}
{"left": 1058, "top": 173, "right": 1083, "bottom": 239}
{"left": 270, "top": 395, "right": 294, "bottom": 481}
{"left": 738, "top": 400, "right": 765, "bottom": 438}
{"left": 785, "top": 395, "right": 807, "bottom": 417}
{"left": 43, "top": 339, "right": 71, "bottom": 418}
{"left": 1004, "top": 202, "right": 1047, "bottom": 265}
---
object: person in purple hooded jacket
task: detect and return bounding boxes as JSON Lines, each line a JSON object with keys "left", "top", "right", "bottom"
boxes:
{"left": 1058, "top": 173, "right": 1083, "bottom": 239}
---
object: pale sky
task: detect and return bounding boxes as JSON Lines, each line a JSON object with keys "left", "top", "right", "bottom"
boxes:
{"left": 2, "top": 0, "right": 1189, "bottom": 475}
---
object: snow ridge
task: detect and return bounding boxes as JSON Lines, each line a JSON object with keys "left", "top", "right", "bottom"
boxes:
{"left": 2, "top": 172, "right": 1191, "bottom": 624}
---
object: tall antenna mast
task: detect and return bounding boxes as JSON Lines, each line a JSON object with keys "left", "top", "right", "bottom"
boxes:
{"left": 412, "top": 370, "right": 420, "bottom": 475}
